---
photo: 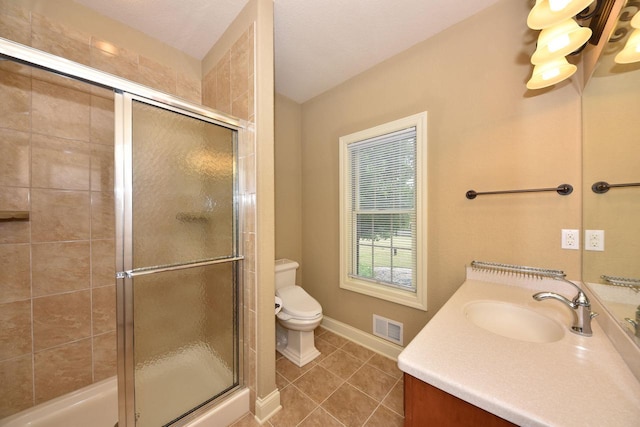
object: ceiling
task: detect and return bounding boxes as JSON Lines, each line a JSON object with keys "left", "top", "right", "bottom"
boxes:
{"left": 74, "top": 0, "right": 502, "bottom": 104}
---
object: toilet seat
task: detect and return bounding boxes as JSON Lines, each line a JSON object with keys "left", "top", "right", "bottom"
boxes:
{"left": 276, "top": 286, "right": 322, "bottom": 319}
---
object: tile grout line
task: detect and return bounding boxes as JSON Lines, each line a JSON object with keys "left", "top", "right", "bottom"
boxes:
{"left": 275, "top": 328, "right": 404, "bottom": 426}
{"left": 378, "top": 376, "right": 404, "bottom": 417}
{"left": 307, "top": 351, "right": 380, "bottom": 425}
{"left": 276, "top": 348, "right": 359, "bottom": 426}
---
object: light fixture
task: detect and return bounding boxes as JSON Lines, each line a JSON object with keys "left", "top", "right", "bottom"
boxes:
{"left": 615, "top": 28, "right": 640, "bottom": 63}
{"left": 632, "top": 10, "right": 640, "bottom": 29}
{"left": 613, "top": 9, "right": 640, "bottom": 64}
{"left": 531, "top": 19, "right": 593, "bottom": 63}
{"left": 526, "top": 56, "right": 578, "bottom": 89}
{"left": 528, "top": 0, "right": 594, "bottom": 29}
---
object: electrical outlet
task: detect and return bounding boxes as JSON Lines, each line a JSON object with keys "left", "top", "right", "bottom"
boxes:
{"left": 585, "top": 230, "right": 605, "bottom": 251}
{"left": 561, "top": 229, "right": 580, "bottom": 250}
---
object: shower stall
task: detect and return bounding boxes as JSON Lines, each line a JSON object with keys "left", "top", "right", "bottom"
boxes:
{"left": 0, "top": 38, "right": 247, "bottom": 427}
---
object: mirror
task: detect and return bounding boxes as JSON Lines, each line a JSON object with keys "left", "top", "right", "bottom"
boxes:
{"left": 583, "top": 3, "right": 640, "bottom": 347}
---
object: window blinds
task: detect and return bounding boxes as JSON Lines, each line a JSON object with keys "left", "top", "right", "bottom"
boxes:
{"left": 347, "top": 127, "right": 417, "bottom": 291}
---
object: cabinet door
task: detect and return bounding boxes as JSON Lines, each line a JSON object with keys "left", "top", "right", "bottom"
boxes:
{"left": 404, "top": 374, "right": 517, "bottom": 427}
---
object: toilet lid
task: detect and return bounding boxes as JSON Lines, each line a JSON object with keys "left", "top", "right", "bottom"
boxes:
{"left": 276, "top": 286, "right": 322, "bottom": 319}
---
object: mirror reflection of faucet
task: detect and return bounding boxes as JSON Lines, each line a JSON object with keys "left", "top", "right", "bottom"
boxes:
{"left": 624, "top": 305, "right": 640, "bottom": 339}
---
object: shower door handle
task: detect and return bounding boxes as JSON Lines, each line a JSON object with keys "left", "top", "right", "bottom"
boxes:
{"left": 116, "top": 255, "right": 244, "bottom": 279}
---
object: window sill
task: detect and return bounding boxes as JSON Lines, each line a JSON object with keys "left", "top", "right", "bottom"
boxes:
{"left": 340, "top": 276, "right": 427, "bottom": 311}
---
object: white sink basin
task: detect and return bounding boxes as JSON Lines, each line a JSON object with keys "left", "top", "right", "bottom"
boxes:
{"left": 464, "top": 301, "right": 564, "bottom": 343}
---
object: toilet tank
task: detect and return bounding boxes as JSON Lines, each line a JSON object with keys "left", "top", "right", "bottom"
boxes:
{"left": 275, "top": 259, "right": 299, "bottom": 290}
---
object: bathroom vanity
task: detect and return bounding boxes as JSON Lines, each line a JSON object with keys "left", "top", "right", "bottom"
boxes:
{"left": 398, "top": 266, "right": 640, "bottom": 426}
{"left": 404, "top": 375, "right": 515, "bottom": 426}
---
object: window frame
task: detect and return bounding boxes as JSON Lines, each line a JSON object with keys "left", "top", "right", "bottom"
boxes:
{"left": 338, "top": 112, "right": 428, "bottom": 311}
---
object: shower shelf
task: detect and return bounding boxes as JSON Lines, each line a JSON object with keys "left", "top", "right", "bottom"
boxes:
{"left": 176, "top": 212, "right": 210, "bottom": 222}
{"left": 0, "top": 210, "right": 29, "bottom": 221}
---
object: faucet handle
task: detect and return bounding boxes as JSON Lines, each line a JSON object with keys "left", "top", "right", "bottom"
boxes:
{"left": 590, "top": 311, "right": 599, "bottom": 319}
{"left": 573, "top": 291, "right": 591, "bottom": 307}
{"left": 625, "top": 317, "right": 640, "bottom": 339}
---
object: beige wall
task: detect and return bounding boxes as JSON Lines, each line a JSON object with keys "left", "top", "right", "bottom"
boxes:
{"left": 275, "top": 94, "right": 303, "bottom": 281}
{"left": 583, "top": 64, "right": 640, "bottom": 283}
{"left": 290, "top": 0, "right": 582, "bottom": 344}
{"left": 252, "top": 0, "right": 276, "bottom": 409}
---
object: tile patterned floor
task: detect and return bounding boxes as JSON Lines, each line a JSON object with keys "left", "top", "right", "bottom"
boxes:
{"left": 231, "top": 327, "right": 404, "bottom": 427}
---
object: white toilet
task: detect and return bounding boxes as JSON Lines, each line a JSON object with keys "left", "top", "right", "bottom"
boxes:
{"left": 275, "top": 259, "right": 323, "bottom": 366}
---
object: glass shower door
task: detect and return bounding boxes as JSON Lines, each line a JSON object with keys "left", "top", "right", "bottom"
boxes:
{"left": 115, "top": 94, "right": 242, "bottom": 427}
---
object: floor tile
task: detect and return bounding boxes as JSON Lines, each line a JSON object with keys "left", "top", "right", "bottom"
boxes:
{"left": 340, "top": 341, "right": 375, "bottom": 362}
{"left": 348, "top": 364, "right": 397, "bottom": 401}
{"left": 276, "top": 356, "right": 315, "bottom": 382}
{"left": 269, "top": 384, "right": 318, "bottom": 427}
{"left": 319, "top": 349, "right": 362, "bottom": 379}
{"left": 381, "top": 380, "right": 404, "bottom": 416}
{"left": 364, "top": 405, "right": 404, "bottom": 427}
{"left": 322, "top": 383, "right": 378, "bottom": 427}
{"left": 272, "top": 331, "right": 404, "bottom": 426}
{"left": 366, "top": 354, "right": 402, "bottom": 379}
{"left": 319, "top": 330, "right": 350, "bottom": 348}
{"left": 314, "top": 326, "right": 328, "bottom": 337}
{"left": 294, "top": 365, "right": 344, "bottom": 404}
{"left": 298, "top": 407, "right": 344, "bottom": 427}
{"left": 313, "top": 337, "right": 338, "bottom": 363}
{"left": 276, "top": 372, "right": 289, "bottom": 390}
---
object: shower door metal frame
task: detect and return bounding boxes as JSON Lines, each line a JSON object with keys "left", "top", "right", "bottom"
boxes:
{"left": 115, "top": 93, "right": 245, "bottom": 427}
{"left": 0, "top": 37, "right": 247, "bottom": 427}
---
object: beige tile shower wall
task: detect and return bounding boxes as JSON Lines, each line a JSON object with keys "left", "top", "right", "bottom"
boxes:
{"left": 202, "top": 22, "right": 258, "bottom": 413}
{"left": 0, "top": 61, "right": 117, "bottom": 419}
{"left": 0, "top": 4, "right": 204, "bottom": 418}
{"left": 2, "top": 0, "right": 201, "bottom": 96}
{"left": 240, "top": 125, "right": 258, "bottom": 414}
{"left": 202, "top": 27, "right": 255, "bottom": 120}
{"left": 0, "top": 2, "right": 201, "bottom": 103}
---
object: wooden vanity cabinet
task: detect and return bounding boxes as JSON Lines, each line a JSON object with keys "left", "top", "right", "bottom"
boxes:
{"left": 404, "top": 374, "right": 517, "bottom": 427}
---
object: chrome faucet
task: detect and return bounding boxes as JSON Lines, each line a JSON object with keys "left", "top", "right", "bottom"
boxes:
{"left": 532, "top": 278, "right": 598, "bottom": 337}
{"left": 625, "top": 305, "right": 640, "bottom": 339}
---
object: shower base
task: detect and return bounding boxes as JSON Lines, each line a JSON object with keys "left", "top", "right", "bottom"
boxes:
{"left": 1, "top": 346, "right": 248, "bottom": 427}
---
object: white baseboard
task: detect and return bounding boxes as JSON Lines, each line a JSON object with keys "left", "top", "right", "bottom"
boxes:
{"left": 253, "top": 388, "right": 281, "bottom": 425}
{"left": 321, "top": 316, "right": 403, "bottom": 360}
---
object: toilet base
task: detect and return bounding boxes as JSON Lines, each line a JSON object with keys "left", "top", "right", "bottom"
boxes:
{"left": 276, "top": 324, "right": 320, "bottom": 367}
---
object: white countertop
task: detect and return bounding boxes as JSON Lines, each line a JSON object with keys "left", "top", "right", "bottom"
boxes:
{"left": 398, "top": 268, "right": 640, "bottom": 427}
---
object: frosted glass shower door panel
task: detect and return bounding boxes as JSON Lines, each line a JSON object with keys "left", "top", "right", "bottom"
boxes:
{"left": 120, "top": 96, "right": 242, "bottom": 427}
{"left": 132, "top": 262, "right": 238, "bottom": 427}
{"left": 131, "top": 100, "right": 236, "bottom": 268}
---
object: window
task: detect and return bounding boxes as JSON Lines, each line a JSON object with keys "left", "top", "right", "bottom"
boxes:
{"left": 339, "top": 112, "right": 427, "bottom": 311}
